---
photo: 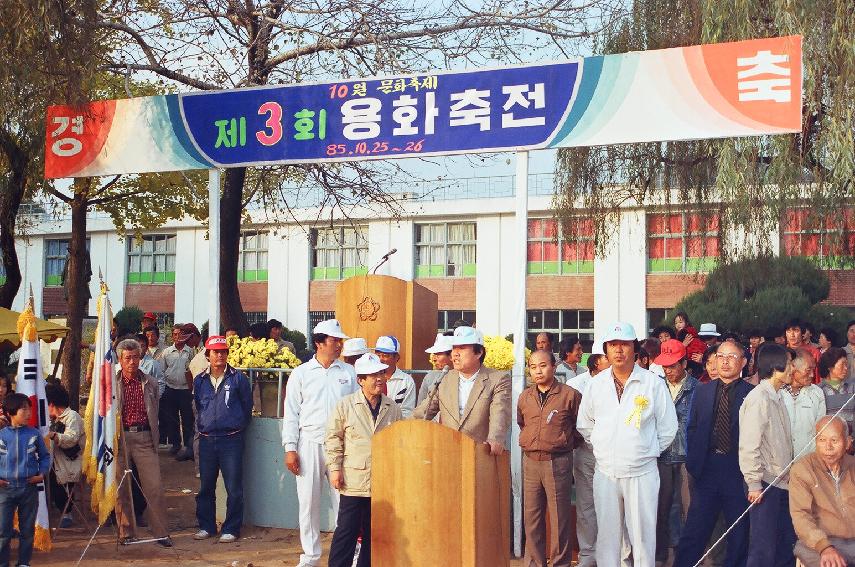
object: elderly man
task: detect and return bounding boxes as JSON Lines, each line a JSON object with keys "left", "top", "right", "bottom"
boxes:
{"left": 556, "top": 337, "right": 585, "bottom": 384}
{"left": 413, "top": 326, "right": 511, "bottom": 455}
{"left": 193, "top": 336, "right": 253, "bottom": 544}
{"left": 789, "top": 416, "right": 855, "bottom": 567}
{"left": 282, "top": 319, "right": 357, "bottom": 567}
{"left": 577, "top": 322, "right": 678, "bottom": 567}
{"left": 783, "top": 348, "right": 827, "bottom": 458}
{"left": 114, "top": 338, "right": 172, "bottom": 547}
{"left": 674, "top": 340, "right": 753, "bottom": 567}
{"left": 374, "top": 336, "right": 416, "bottom": 418}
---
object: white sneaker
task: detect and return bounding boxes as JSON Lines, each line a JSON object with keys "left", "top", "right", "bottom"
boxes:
{"left": 193, "top": 529, "right": 211, "bottom": 540}
{"left": 218, "top": 533, "right": 237, "bottom": 543}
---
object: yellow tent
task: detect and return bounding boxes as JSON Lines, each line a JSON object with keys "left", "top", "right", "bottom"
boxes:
{"left": 0, "top": 307, "right": 69, "bottom": 349}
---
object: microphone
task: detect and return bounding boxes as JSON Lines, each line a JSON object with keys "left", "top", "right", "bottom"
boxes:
{"left": 423, "top": 365, "right": 450, "bottom": 420}
{"left": 371, "top": 248, "right": 398, "bottom": 274}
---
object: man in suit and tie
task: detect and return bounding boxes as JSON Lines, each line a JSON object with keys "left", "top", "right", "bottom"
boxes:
{"left": 674, "top": 340, "right": 754, "bottom": 567}
{"left": 413, "top": 326, "right": 511, "bottom": 455}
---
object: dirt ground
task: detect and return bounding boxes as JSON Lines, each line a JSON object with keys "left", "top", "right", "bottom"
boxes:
{"left": 28, "top": 448, "right": 527, "bottom": 566}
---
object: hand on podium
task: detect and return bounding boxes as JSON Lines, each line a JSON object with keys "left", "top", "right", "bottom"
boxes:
{"left": 285, "top": 450, "right": 300, "bottom": 475}
{"left": 485, "top": 440, "right": 505, "bottom": 456}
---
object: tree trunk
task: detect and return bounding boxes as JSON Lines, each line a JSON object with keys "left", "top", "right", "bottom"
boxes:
{"left": 219, "top": 167, "right": 249, "bottom": 336}
{"left": 0, "top": 134, "right": 27, "bottom": 309}
{"left": 60, "top": 183, "right": 90, "bottom": 411}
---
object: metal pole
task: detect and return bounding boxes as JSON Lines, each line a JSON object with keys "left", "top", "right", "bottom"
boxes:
{"left": 510, "top": 150, "right": 529, "bottom": 557}
{"left": 208, "top": 169, "right": 221, "bottom": 335}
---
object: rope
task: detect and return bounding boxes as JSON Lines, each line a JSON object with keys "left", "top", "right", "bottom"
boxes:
{"left": 692, "top": 390, "right": 855, "bottom": 567}
{"left": 75, "top": 468, "right": 131, "bottom": 566}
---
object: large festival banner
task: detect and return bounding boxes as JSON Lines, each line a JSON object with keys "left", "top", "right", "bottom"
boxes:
{"left": 44, "top": 35, "right": 801, "bottom": 178}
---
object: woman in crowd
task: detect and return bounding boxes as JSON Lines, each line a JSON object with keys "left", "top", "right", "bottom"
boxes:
{"left": 817, "top": 327, "right": 838, "bottom": 354}
{"left": 698, "top": 344, "right": 719, "bottom": 383}
{"left": 818, "top": 347, "right": 855, "bottom": 443}
{"left": 326, "top": 352, "right": 403, "bottom": 567}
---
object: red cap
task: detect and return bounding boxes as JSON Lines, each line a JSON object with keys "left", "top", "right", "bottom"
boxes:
{"left": 205, "top": 335, "right": 229, "bottom": 351}
{"left": 143, "top": 312, "right": 156, "bottom": 320}
{"left": 654, "top": 339, "right": 686, "bottom": 367}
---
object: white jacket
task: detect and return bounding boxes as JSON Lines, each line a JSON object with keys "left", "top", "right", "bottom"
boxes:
{"left": 781, "top": 384, "right": 826, "bottom": 458}
{"left": 51, "top": 407, "right": 86, "bottom": 484}
{"left": 577, "top": 364, "right": 678, "bottom": 478}
{"left": 282, "top": 357, "right": 357, "bottom": 450}
{"left": 386, "top": 368, "right": 416, "bottom": 418}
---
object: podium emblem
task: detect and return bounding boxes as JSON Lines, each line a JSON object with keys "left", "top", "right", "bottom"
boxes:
{"left": 357, "top": 296, "right": 380, "bottom": 321}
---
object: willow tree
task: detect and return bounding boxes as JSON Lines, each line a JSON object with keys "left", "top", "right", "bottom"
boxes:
{"left": 93, "top": 0, "right": 623, "bottom": 334}
{"left": 555, "top": 0, "right": 855, "bottom": 263}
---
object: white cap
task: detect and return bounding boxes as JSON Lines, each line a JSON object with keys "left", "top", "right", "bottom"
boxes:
{"left": 312, "top": 319, "right": 349, "bottom": 339}
{"left": 451, "top": 326, "right": 484, "bottom": 346}
{"left": 342, "top": 338, "right": 370, "bottom": 357}
{"left": 354, "top": 352, "right": 388, "bottom": 375}
{"left": 697, "top": 323, "right": 720, "bottom": 337}
{"left": 425, "top": 333, "right": 454, "bottom": 354}
{"left": 374, "top": 335, "right": 400, "bottom": 354}
{"left": 602, "top": 322, "right": 637, "bottom": 345}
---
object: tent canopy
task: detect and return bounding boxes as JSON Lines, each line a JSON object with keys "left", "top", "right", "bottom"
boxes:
{"left": 0, "top": 307, "right": 69, "bottom": 349}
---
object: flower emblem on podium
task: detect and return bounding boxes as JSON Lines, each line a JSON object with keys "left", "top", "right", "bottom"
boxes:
{"left": 624, "top": 395, "right": 650, "bottom": 429}
{"left": 357, "top": 296, "right": 380, "bottom": 321}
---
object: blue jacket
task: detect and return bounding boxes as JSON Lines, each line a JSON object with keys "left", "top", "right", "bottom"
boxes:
{"left": 685, "top": 378, "right": 754, "bottom": 481}
{"left": 0, "top": 425, "right": 51, "bottom": 488}
{"left": 194, "top": 366, "right": 253, "bottom": 436}
{"left": 660, "top": 375, "right": 698, "bottom": 464}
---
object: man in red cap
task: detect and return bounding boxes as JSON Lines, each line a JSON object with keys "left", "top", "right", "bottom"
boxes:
{"left": 653, "top": 339, "right": 698, "bottom": 566}
{"left": 141, "top": 312, "right": 157, "bottom": 331}
{"left": 192, "top": 335, "right": 252, "bottom": 543}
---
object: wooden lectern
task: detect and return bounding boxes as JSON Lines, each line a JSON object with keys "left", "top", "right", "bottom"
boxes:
{"left": 334, "top": 274, "right": 437, "bottom": 369}
{"left": 371, "top": 420, "right": 510, "bottom": 566}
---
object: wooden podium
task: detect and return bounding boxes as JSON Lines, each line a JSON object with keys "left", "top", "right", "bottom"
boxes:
{"left": 371, "top": 420, "right": 510, "bottom": 566}
{"left": 334, "top": 275, "right": 437, "bottom": 369}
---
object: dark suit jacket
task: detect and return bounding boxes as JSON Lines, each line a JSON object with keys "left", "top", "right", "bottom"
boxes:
{"left": 685, "top": 378, "right": 754, "bottom": 480}
{"left": 412, "top": 366, "right": 511, "bottom": 445}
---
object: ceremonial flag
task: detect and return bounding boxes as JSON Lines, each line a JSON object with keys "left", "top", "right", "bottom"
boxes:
{"left": 15, "top": 298, "right": 52, "bottom": 551}
{"left": 82, "top": 284, "right": 120, "bottom": 524}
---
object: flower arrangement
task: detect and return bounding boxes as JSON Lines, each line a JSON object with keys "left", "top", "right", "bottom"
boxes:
{"left": 226, "top": 335, "right": 302, "bottom": 370}
{"left": 483, "top": 335, "right": 530, "bottom": 371}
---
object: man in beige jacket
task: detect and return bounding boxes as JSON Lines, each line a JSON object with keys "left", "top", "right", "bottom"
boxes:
{"left": 412, "top": 326, "right": 511, "bottom": 455}
{"left": 789, "top": 416, "right": 855, "bottom": 567}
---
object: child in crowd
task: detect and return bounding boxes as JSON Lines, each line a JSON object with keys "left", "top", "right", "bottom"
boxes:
{"left": 0, "top": 393, "right": 51, "bottom": 567}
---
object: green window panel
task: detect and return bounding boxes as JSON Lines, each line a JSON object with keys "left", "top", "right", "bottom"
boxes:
{"left": 461, "top": 263, "right": 477, "bottom": 277}
{"left": 128, "top": 271, "right": 175, "bottom": 284}
{"left": 648, "top": 258, "right": 684, "bottom": 273}
{"left": 311, "top": 267, "right": 325, "bottom": 280}
{"left": 685, "top": 257, "right": 717, "bottom": 272}
{"left": 430, "top": 264, "right": 445, "bottom": 277}
{"left": 45, "top": 274, "right": 63, "bottom": 286}
{"left": 563, "top": 261, "right": 595, "bottom": 274}
{"left": 342, "top": 267, "right": 368, "bottom": 278}
{"left": 238, "top": 269, "right": 268, "bottom": 282}
{"left": 527, "top": 261, "right": 544, "bottom": 275}
{"left": 541, "top": 261, "right": 559, "bottom": 275}
{"left": 415, "top": 265, "right": 431, "bottom": 277}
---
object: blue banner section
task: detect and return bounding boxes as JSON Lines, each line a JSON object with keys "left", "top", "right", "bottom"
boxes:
{"left": 179, "top": 62, "right": 580, "bottom": 166}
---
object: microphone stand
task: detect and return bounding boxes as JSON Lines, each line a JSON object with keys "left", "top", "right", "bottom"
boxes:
{"left": 423, "top": 366, "right": 450, "bottom": 420}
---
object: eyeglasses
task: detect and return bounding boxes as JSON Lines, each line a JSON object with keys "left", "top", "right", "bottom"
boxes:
{"left": 715, "top": 353, "right": 743, "bottom": 361}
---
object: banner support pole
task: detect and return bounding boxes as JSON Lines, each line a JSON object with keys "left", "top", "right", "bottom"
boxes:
{"left": 511, "top": 150, "right": 528, "bottom": 557}
{"left": 208, "top": 169, "right": 221, "bottom": 335}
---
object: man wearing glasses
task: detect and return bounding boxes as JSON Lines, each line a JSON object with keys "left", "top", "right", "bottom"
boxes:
{"left": 674, "top": 341, "right": 754, "bottom": 567}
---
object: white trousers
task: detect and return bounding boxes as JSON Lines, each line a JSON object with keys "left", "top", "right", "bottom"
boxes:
{"left": 593, "top": 467, "right": 659, "bottom": 567}
{"left": 573, "top": 444, "right": 597, "bottom": 567}
{"left": 296, "top": 438, "right": 340, "bottom": 566}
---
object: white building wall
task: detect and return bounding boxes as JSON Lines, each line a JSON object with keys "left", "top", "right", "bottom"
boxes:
{"left": 594, "top": 209, "right": 647, "bottom": 341}
{"left": 174, "top": 228, "right": 199, "bottom": 324}
{"left": 267, "top": 229, "right": 289, "bottom": 323}
{"left": 475, "top": 215, "right": 503, "bottom": 335}
{"left": 89, "top": 230, "right": 126, "bottom": 316}
{"left": 12, "top": 238, "right": 44, "bottom": 314}
{"left": 281, "top": 226, "right": 311, "bottom": 332}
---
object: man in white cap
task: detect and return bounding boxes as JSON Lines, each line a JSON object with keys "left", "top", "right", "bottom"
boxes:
{"left": 413, "top": 326, "right": 511, "bottom": 455}
{"left": 418, "top": 333, "right": 454, "bottom": 404}
{"left": 697, "top": 323, "right": 722, "bottom": 348}
{"left": 341, "top": 338, "right": 370, "bottom": 366}
{"left": 374, "top": 335, "right": 416, "bottom": 418}
{"left": 282, "top": 319, "right": 358, "bottom": 567}
{"left": 577, "top": 322, "right": 678, "bottom": 567}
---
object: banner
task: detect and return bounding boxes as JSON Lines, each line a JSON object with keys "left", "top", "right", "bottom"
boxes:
{"left": 44, "top": 35, "right": 801, "bottom": 178}
{"left": 82, "top": 285, "right": 120, "bottom": 525}
{"left": 14, "top": 301, "right": 51, "bottom": 551}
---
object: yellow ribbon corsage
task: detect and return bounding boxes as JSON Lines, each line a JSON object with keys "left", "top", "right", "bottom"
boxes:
{"left": 624, "top": 395, "right": 650, "bottom": 429}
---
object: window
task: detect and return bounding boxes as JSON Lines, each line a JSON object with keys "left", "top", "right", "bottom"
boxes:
{"left": 127, "top": 234, "right": 177, "bottom": 284}
{"left": 44, "top": 239, "right": 90, "bottom": 286}
{"left": 781, "top": 208, "right": 855, "bottom": 269}
{"left": 415, "top": 222, "right": 476, "bottom": 278}
{"left": 647, "top": 212, "right": 719, "bottom": 273}
{"left": 526, "top": 309, "right": 595, "bottom": 352}
{"left": 527, "top": 218, "right": 594, "bottom": 275}
{"left": 311, "top": 226, "right": 368, "bottom": 280}
{"left": 308, "top": 311, "right": 336, "bottom": 336}
{"left": 239, "top": 231, "right": 268, "bottom": 282}
{"left": 245, "top": 311, "right": 268, "bottom": 326}
{"left": 437, "top": 310, "right": 476, "bottom": 332}
{"left": 647, "top": 308, "right": 674, "bottom": 335}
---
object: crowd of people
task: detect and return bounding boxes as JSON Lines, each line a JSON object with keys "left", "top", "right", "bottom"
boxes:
{"left": 0, "top": 312, "right": 853, "bottom": 567}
